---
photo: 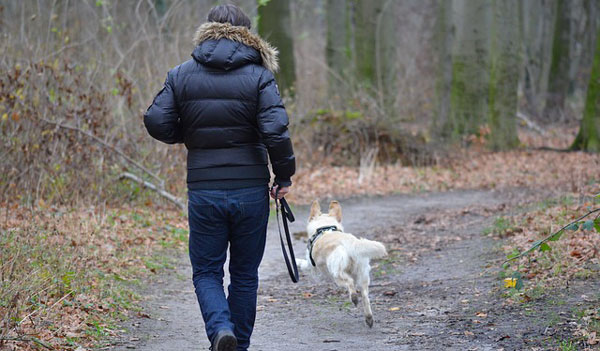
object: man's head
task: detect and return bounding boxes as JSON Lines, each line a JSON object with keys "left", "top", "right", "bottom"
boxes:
{"left": 207, "top": 4, "right": 251, "bottom": 29}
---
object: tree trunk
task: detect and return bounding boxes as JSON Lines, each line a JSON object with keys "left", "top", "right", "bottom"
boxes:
{"left": 520, "top": 0, "right": 556, "bottom": 117}
{"left": 569, "top": 0, "right": 600, "bottom": 104}
{"left": 432, "top": 0, "right": 455, "bottom": 138}
{"left": 352, "top": 0, "right": 397, "bottom": 112}
{"left": 326, "top": 0, "right": 352, "bottom": 101}
{"left": 571, "top": 23, "right": 600, "bottom": 152}
{"left": 544, "top": 0, "right": 571, "bottom": 121}
{"left": 446, "top": 0, "right": 492, "bottom": 140}
{"left": 487, "top": 0, "right": 520, "bottom": 150}
{"left": 257, "top": 0, "right": 296, "bottom": 95}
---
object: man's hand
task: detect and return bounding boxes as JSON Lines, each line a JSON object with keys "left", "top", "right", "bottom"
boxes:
{"left": 270, "top": 185, "right": 291, "bottom": 199}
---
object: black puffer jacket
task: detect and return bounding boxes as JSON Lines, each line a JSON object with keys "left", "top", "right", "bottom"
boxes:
{"left": 144, "top": 22, "right": 295, "bottom": 189}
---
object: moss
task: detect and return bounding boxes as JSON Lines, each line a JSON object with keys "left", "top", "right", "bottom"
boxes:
{"left": 257, "top": 0, "right": 295, "bottom": 94}
{"left": 486, "top": 0, "right": 520, "bottom": 150}
{"left": 544, "top": 0, "right": 571, "bottom": 118}
{"left": 571, "top": 24, "right": 600, "bottom": 152}
{"left": 445, "top": 2, "right": 492, "bottom": 142}
{"left": 448, "top": 57, "right": 487, "bottom": 140}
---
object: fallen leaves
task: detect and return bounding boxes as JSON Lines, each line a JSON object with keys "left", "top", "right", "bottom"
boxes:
{"left": 0, "top": 205, "right": 187, "bottom": 350}
{"left": 502, "top": 185, "right": 600, "bottom": 292}
{"left": 288, "top": 149, "right": 600, "bottom": 205}
{"left": 302, "top": 292, "right": 313, "bottom": 298}
{"left": 588, "top": 332, "right": 599, "bottom": 345}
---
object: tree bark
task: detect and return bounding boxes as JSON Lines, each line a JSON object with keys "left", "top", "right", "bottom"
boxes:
{"left": 487, "top": 0, "right": 520, "bottom": 150}
{"left": 544, "top": 0, "right": 571, "bottom": 121}
{"left": 326, "top": 0, "right": 352, "bottom": 101}
{"left": 432, "top": 0, "right": 454, "bottom": 138}
{"left": 446, "top": 0, "right": 492, "bottom": 140}
{"left": 352, "top": 0, "right": 396, "bottom": 112}
{"left": 521, "top": 0, "right": 556, "bottom": 117}
{"left": 258, "top": 0, "right": 296, "bottom": 95}
{"left": 571, "top": 23, "right": 600, "bottom": 152}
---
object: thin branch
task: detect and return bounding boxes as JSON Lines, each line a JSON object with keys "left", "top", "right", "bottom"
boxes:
{"left": 503, "top": 208, "right": 600, "bottom": 264}
{"left": 516, "top": 111, "right": 547, "bottom": 135}
{"left": 40, "top": 117, "right": 164, "bottom": 187}
{"left": 0, "top": 337, "right": 52, "bottom": 349}
{"left": 119, "top": 172, "right": 185, "bottom": 211}
{"left": 17, "top": 291, "right": 74, "bottom": 327}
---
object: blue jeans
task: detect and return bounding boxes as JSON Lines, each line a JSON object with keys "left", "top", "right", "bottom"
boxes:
{"left": 188, "top": 185, "right": 269, "bottom": 351}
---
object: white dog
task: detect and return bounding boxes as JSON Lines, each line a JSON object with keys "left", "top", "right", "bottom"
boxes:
{"left": 296, "top": 200, "right": 387, "bottom": 327}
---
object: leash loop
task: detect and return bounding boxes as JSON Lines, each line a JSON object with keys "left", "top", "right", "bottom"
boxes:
{"left": 275, "top": 186, "right": 299, "bottom": 283}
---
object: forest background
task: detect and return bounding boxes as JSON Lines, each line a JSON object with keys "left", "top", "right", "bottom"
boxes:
{"left": 1, "top": 0, "right": 600, "bottom": 350}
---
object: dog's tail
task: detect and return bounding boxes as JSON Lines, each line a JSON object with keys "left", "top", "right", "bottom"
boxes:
{"left": 351, "top": 238, "right": 387, "bottom": 260}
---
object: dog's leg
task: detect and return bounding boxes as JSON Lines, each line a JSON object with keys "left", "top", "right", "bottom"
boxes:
{"left": 328, "top": 249, "right": 358, "bottom": 305}
{"left": 357, "top": 265, "right": 374, "bottom": 327}
{"left": 334, "top": 271, "right": 358, "bottom": 306}
{"left": 359, "top": 285, "right": 373, "bottom": 327}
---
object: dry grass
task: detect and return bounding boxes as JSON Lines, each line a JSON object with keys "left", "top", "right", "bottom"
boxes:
{"left": 497, "top": 186, "right": 600, "bottom": 288}
{"left": 0, "top": 204, "right": 187, "bottom": 350}
{"left": 490, "top": 185, "right": 600, "bottom": 348}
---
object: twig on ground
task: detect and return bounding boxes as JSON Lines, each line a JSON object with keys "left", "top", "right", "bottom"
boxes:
{"left": 516, "top": 111, "right": 547, "bottom": 136}
{"left": 119, "top": 172, "right": 186, "bottom": 211}
{"left": 17, "top": 291, "right": 74, "bottom": 327}
{"left": 0, "top": 336, "right": 53, "bottom": 349}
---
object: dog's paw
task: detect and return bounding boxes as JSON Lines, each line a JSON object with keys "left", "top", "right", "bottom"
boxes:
{"left": 351, "top": 293, "right": 359, "bottom": 306}
{"left": 365, "top": 315, "right": 373, "bottom": 328}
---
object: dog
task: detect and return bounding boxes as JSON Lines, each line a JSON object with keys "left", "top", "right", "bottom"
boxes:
{"left": 296, "top": 200, "right": 387, "bottom": 327}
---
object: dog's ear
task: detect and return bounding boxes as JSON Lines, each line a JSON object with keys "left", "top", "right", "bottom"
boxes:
{"left": 309, "top": 200, "right": 321, "bottom": 221}
{"left": 328, "top": 201, "right": 342, "bottom": 223}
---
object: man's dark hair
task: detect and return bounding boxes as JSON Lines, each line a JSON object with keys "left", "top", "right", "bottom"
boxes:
{"left": 207, "top": 4, "right": 251, "bottom": 29}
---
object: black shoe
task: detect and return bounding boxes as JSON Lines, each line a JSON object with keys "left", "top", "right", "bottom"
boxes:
{"left": 212, "top": 329, "right": 237, "bottom": 351}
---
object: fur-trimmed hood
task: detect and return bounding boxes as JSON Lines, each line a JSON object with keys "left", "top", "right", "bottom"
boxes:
{"left": 192, "top": 22, "right": 279, "bottom": 73}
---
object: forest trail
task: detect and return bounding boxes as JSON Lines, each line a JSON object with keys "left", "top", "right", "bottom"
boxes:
{"left": 115, "top": 189, "right": 598, "bottom": 350}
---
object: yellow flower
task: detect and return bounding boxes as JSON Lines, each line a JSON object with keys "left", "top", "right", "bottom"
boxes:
{"left": 503, "top": 278, "right": 517, "bottom": 288}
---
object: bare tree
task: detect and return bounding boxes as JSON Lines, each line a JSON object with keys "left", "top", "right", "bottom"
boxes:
{"left": 571, "top": 22, "right": 600, "bottom": 152}
{"left": 544, "top": 0, "right": 571, "bottom": 121}
{"left": 258, "top": 0, "right": 296, "bottom": 95}
{"left": 445, "top": 0, "right": 492, "bottom": 140}
{"left": 432, "top": 0, "right": 454, "bottom": 138}
{"left": 520, "top": 0, "right": 556, "bottom": 118}
{"left": 487, "top": 0, "right": 520, "bottom": 149}
{"left": 352, "top": 0, "right": 397, "bottom": 113}
{"left": 325, "top": 0, "right": 352, "bottom": 101}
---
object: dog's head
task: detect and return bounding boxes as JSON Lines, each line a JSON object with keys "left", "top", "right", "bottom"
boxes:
{"left": 306, "top": 200, "right": 344, "bottom": 236}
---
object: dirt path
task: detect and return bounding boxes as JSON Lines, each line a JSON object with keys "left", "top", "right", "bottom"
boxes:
{"left": 114, "top": 189, "right": 599, "bottom": 350}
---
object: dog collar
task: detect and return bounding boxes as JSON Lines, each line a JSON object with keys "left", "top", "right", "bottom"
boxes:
{"left": 308, "top": 225, "right": 340, "bottom": 266}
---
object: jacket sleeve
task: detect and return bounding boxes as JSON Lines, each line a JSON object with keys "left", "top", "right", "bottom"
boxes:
{"left": 256, "top": 70, "right": 296, "bottom": 187}
{"left": 143, "top": 70, "right": 184, "bottom": 144}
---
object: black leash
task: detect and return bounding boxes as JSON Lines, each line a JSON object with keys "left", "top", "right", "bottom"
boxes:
{"left": 274, "top": 187, "right": 299, "bottom": 283}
